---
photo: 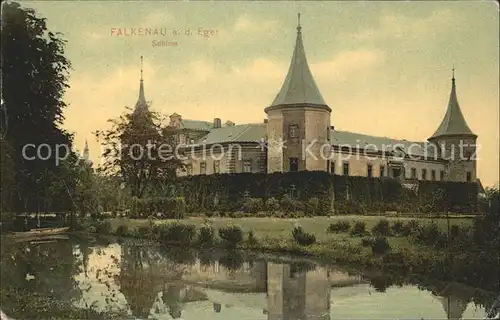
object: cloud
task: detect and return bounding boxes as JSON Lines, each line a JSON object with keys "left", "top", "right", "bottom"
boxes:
{"left": 311, "top": 49, "right": 385, "bottom": 81}
{"left": 345, "top": 9, "right": 455, "bottom": 43}
{"left": 233, "top": 14, "right": 279, "bottom": 33}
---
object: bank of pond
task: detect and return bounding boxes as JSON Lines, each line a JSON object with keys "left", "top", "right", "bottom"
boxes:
{"left": 0, "top": 230, "right": 498, "bottom": 319}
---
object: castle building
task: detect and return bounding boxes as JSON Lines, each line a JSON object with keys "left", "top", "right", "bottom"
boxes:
{"left": 133, "top": 15, "right": 478, "bottom": 184}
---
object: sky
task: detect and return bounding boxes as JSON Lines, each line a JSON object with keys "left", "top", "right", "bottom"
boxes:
{"left": 17, "top": 1, "right": 500, "bottom": 187}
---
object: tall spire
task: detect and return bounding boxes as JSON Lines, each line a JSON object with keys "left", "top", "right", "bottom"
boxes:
{"left": 269, "top": 14, "right": 328, "bottom": 109}
{"left": 82, "top": 139, "right": 89, "bottom": 161}
{"left": 429, "top": 72, "right": 476, "bottom": 139}
{"left": 135, "top": 55, "right": 148, "bottom": 111}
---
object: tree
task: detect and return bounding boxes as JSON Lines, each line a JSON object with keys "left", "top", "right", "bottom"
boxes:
{"left": 1, "top": 2, "right": 74, "bottom": 212}
{"left": 95, "top": 107, "right": 183, "bottom": 198}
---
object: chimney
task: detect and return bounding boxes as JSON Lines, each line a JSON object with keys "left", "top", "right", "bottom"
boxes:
{"left": 213, "top": 118, "right": 221, "bottom": 128}
{"left": 264, "top": 119, "right": 268, "bottom": 124}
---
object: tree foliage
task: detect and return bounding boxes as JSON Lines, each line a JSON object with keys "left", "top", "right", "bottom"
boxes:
{"left": 1, "top": 2, "right": 75, "bottom": 212}
{"left": 95, "top": 107, "right": 183, "bottom": 198}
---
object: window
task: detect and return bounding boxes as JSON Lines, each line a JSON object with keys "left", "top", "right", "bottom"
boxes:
{"left": 422, "top": 169, "right": 427, "bottom": 181}
{"left": 367, "top": 164, "right": 373, "bottom": 178}
{"left": 343, "top": 162, "right": 349, "bottom": 176}
{"left": 331, "top": 161, "right": 336, "bottom": 174}
{"left": 200, "top": 162, "right": 206, "bottom": 175}
{"left": 466, "top": 171, "right": 472, "bottom": 182}
{"left": 440, "top": 170, "right": 445, "bottom": 181}
{"left": 214, "top": 160, "right": 220, "bottom": 174}
{"left": 243, "top": 159, "right": 252, "bottom": 173}
{"left": 380, "top": 166, "right": 385, "bottom": 177}
{"left": 431, "top": 170, "right": 436, "bottom": 181}
{"left": 411, "top": 168, "right": 417, "bottom": 179}
{"left": 289, "top": 124, "right": 299, "bottom": 138}
{"left": 289, "top": 158, "right": 298, "bottom": 172}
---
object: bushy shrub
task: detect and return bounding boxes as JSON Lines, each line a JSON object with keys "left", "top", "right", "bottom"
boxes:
{"left": 243, "top": 198, "right": 263, "bottom": 214}
{"left": 129, "top": 197, "right": 186, "bottom": 219}
{"left": 246, "top": 230, "right": 258, "bottom": 247}
{"left": 361, "top": 236, "right": 374, "bottom": 247}
{"left": 449, "top": 225, "right": 460, "bottom": 239}
{"left": 198, "top": 226, "right": 214, "bottom": 247}
{"left": 327, "top": 220, "right": 351, "bottom": 233}
{"left": 350, "top": 221, "right": 366, "bottom": 236}
{"left": 305, "top": 197, "right": 320, "bottom": 216}
{"left": 266, "top": 197, "right": 280, "bottom": 214}
{"left": 401, "top": 220, "right": 420, "bottom": 236}
{"left": 292, "top": 226, "right": 316, "bottom": 246}
{"left": 391, "top": 220, "right": 405, "bottom": 235}
{"left": 218, "top": 225, "right": 244, "bottom": 248}
{"left": 371, "top": 237, "right": 391, "bottom": 254}
{"left": 205, "top": 211, "right": 214, "bottom": 218}
{"left": 157, "top": 223, "right": 196, "bottom": 245}
{"left": 280, "top": 194, "right": 295, "bottom": 213}
{"left": 372, "top": 219, "right": 391, "bottom": 236}
{"left": 95, "top": 220, "right": 112, "bottom": 234}
{"left": 135, "top": 224, "right": 154, "bottom": 238}
{"left": 412, "top": 223, "right": 446, "bottom": 248}
{"left": 115, "top": 224, "right": 129, "bottom": 237}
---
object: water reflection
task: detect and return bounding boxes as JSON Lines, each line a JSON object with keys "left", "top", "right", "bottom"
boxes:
{"left": 0, "top": 237, "right": 495, "bottom": 319}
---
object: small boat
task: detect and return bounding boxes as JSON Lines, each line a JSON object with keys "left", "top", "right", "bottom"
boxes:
{"left": 11, "top": 227, "right": 69, "bottom": 238}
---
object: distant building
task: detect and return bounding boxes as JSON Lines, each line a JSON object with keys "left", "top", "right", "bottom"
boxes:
{"left": 131, "top": 15, "right": 478, "bottom": 185}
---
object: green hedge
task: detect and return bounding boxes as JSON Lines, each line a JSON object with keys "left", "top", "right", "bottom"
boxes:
{"left": 172, "top": 172, "right": 478, "bottom": 215}
{"left": 177, "top": 171, "right": 334, "bottom": 214}
{"left": 129, "top": 197, "right": 185, "bottom": 218}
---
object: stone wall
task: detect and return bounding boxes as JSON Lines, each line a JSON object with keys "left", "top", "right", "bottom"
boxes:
{"left": 266, "top": 109, "right": 284, "bottom": 173}
{"left": 281, "top": 108, "right": 306, "bottom": 171}
{"left": 180, "top": 143, "right": 265, "bottom": 176}
{"left": 429, "top": 136, "right": 477, "bottom": 182}
{"left": 304, "top": 108, "right": 331, "bottom": 171}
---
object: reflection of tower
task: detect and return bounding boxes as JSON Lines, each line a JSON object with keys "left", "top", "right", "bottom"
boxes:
{"left": 304, "top": 268, "right": 331, "bottom": 320}
{"left": 267, "top": 262, "right": 330, "bottom": 320}
{"left": 434, "top": 283, "right": 473, "bottom": 320}
{"left": 439, "top": 295, "right": 469, "bottom": 319}
{"left": 254, "top": 260, "right": 268, "bottom": 292}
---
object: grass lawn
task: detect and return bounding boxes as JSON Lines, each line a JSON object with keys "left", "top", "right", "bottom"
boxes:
{"left": 109, "top": 215, "right": 473, "bottom": 251}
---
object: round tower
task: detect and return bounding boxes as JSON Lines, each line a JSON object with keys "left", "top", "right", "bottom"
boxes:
{"left": 428, "top": 72, "right": 477, "bottom": 182}
{"left": 265, "top": 14, "right": 332, "bottom": 173}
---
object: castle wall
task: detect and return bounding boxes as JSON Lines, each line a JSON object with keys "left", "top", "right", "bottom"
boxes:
{"left": 304, "top": 108, "right": 331, "bottom": 171}
{"left": 404, "top": 159, "right": 447, "bottom": 180}
{"left": 430, "top": 136, "right": 477, "bottom": 182}
{"left": 266, "top": 110, "right": 284, "bottom": 173}
{"left": 330, "top": 151, "right": 446, "bottom": 181}
{"left": 180, "top": 143, "right": 265, "bottom": 176}
{"left": 281, "top": 108, "right": 306, "bottom": 171}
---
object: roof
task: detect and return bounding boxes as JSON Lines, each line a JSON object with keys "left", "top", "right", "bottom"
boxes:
{"left": 180, "top": 119, "right": 213, "bottom": 131}
{"left": 330, "top": 130, "right": 438, "bottom": 158}
{"left": 429, "top": 77, "right": 476, "bottom": 139}
{"left": 192, "top": 123, "right": 266, "bottom": 145}
{"left": 270, "top": 15, "right": 327, "bottom": 108}
{"left": 188, "top": 123, "right": 436, "bottom": 158}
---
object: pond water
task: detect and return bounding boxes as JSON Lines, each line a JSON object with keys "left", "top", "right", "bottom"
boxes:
{"left": 0, "top": 236, "right": 496, "bottom": 319}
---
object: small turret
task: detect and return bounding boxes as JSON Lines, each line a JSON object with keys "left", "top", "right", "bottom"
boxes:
{"left": 265, "top": 14, "right": 331, "bottom": 173}
{"left": 428, "top": 70, "right": 477, "bottom": 182}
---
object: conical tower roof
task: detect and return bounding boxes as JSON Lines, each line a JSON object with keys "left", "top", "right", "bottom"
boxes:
{"left": 135, "top": 55, "right": 148, "bottom": 113}
{"left": 429, "top": 73, "right": 476, "bottom": 140}
{"left": 268, "top": 14, "right": 329, "bottom": 111}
